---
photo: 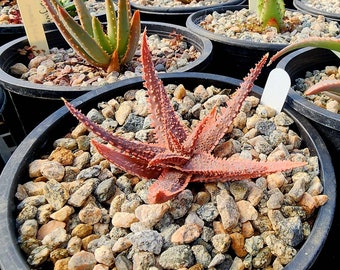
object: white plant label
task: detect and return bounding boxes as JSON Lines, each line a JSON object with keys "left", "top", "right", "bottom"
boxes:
{"left": 248, "top": 0, "right": 258, "bottom": 12}
{"left": 17, "top": 0, "right": 49, "bottom": 53}
{"left": 332, "top": 50, "right": 340, "bottom": 59}
{"left": 260, "top": 68, "right": 291, "bottom": 113}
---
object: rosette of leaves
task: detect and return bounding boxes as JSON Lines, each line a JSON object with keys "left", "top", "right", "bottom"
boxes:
{"left": 42, "top": 0, "right": 141, "bottom": 72}
{"left": 269, "top": 37, "right": 340, "bottom": 101}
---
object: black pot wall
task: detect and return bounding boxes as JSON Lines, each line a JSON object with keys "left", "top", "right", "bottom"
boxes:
{"left": 0, "top": 22, "right": 57, "bottom": 46}
{"left": 0, "top": 72, "right": 336, "bottom": 270}
{"left": 130, "top": 0, "right": 246, "bottom": 26}
{"left": 0, "top": 22, "right": 213, "bottom": 144}
{"left": 275, "top": 47, "right": 340, "bottom": 167}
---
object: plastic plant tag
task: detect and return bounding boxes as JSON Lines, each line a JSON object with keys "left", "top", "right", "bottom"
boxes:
{"left": 260, "top": 68, "right": 291, "bottom": 113}
{"left": 248, "top": 0, "right": 258, "bottom": 12}
{"left": 17, "top": 0, "right": 49, "bottom": 53}
{"left": 332, "top": 50, "right": 340, "bottom": 58}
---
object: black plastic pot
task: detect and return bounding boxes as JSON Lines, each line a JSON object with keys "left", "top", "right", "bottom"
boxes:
{"left": 0, "top": 72, "right": 336, "bottom": 270}
{"left": 0, "top": 21, "right": 213, "bottom": 144}
{"left": 275, "top": 47, "right": 340, "bottom": 169}
{"left": 294, "top": 0, "right": 340, "bottom": 22}
{"left": 130, "top": 0, "right": 246, "bottom": 26}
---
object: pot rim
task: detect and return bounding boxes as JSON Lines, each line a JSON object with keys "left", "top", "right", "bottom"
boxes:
{"left": 293, "top": 0, "right": 340, "bottom": 21}
{"left": 130, "top": 0, "right": 246, "bottom": 14}
{"left": 0, "top": 72, "right": 336, "bottom": 270}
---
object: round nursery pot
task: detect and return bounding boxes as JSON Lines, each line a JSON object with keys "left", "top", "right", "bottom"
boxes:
{"left": 130, "top": 0, "right": 245, "bottom": 26}
{"left": 0, "top": 21, "right": 213, "bottom": 143}
{"left": 0, "top": 72, "right": 336, "bottom": 269}
{"left": 186, "top": 4, "right": 340, "bottom": 87}
{"left": 275, "top": 47, "right": 340, "bottom": 164}
{"left": 293, "top": 0, "right": 340, "bottom": 22}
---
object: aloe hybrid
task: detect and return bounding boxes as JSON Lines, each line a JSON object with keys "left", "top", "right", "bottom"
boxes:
{"left": 257, "top": 0, "right": 285, "bottom": 32}
{"left": 41, "top": 0, "right": 141, "bottom": 73}
{"left": 269, "top": 37, "right": 340, "bottom": 101}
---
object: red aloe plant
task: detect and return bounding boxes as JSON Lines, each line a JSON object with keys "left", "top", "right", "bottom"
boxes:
{"left": 62, "top": 29, "right": 307, "bottom": 204}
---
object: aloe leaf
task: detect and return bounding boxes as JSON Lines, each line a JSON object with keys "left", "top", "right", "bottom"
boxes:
{"left": 268, "top": 37, "right": 340, "bottom": 65}
{"left": 107, "top": 50, "right": 121, "bottom": 73}
{"left": 92, "top": 16, "right": 114, "bottom": 54}
{"left": 304, "top": 80, "right": 340, "bottom": 102}
{"left": 106, "top": 0, "right": 118, "bottom": 50}
{"left": 117, "top": 0, "right": 131, "bottom": 59}
{"left": 121, "top": 10, "right": 141, "bottom": 64}
{"left": 74, "top": 0, "right": 93, "bottom": 36}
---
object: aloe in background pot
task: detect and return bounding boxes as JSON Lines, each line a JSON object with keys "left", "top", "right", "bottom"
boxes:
{"left": 42, "top": 0, "right": 141, "bottom": 72}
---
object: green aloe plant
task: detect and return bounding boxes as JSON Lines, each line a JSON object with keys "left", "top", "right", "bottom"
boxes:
{"left": 41, "top": 0, "right": 141, "bottom": 73}
{"left": 269, "top": 37, "right": 340, "bottom": 101}
{"left": 257, "top": 0, "right": 285, "bottom": 31}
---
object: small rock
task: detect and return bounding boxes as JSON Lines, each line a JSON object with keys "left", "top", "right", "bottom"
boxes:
{"left": 68, "top": 251, "right": 96, "bottom": 270}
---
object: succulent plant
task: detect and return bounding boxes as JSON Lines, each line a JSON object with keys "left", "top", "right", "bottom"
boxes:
{"left": 41, "top": 0, "right": 141, "bottom": 73}
{"left": 62, "top": 29, "right": 307, "bottom": 204}
{"left": 257, "top": 0, "right": 285, "bottom": 31}
{"left": 269, "top": 37, "right": 340, "bottom": 101}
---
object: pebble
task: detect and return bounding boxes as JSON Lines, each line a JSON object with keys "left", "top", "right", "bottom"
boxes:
{"left": 68, "top": 250, "right": 96, "bottom": 270}
{"left": 171, "top": 224, "right": 202, "bottom": 244}
{"left": 78, "top": 203, "right": 102, "bottom": 225}
{"left": 37, "top": 220, "right": 66, "bottom": 240}
{"left": 134, "top": 203, "right": 169, "bottom": 226}
{"left": 216, "top": 190, "right": 240, "bottom": 230}
{"left": 94, "top": 245, "right": 115, "bottom": 267}
{"left": 50, "top": 205, "right": 74, "bottom": 221}
{"left": 129, "top": 230, "right": 163, "bottom": 254}
{"left": 111, "top": 212, "right": 138, "bottom": 228}
{"left": 44, "top": 180, "right": 69, "bottom": 210}
{"left": 67, "top": 179, "right": 96, "bottom": 207}
{"left": 191, "top": 245, "right": 211, "bottom": 268}
{"left": 158, "top": 245, "right": 195, "bottom": 269}
{"left": 111, "top": 237, "right": 132, "bottom": 253}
